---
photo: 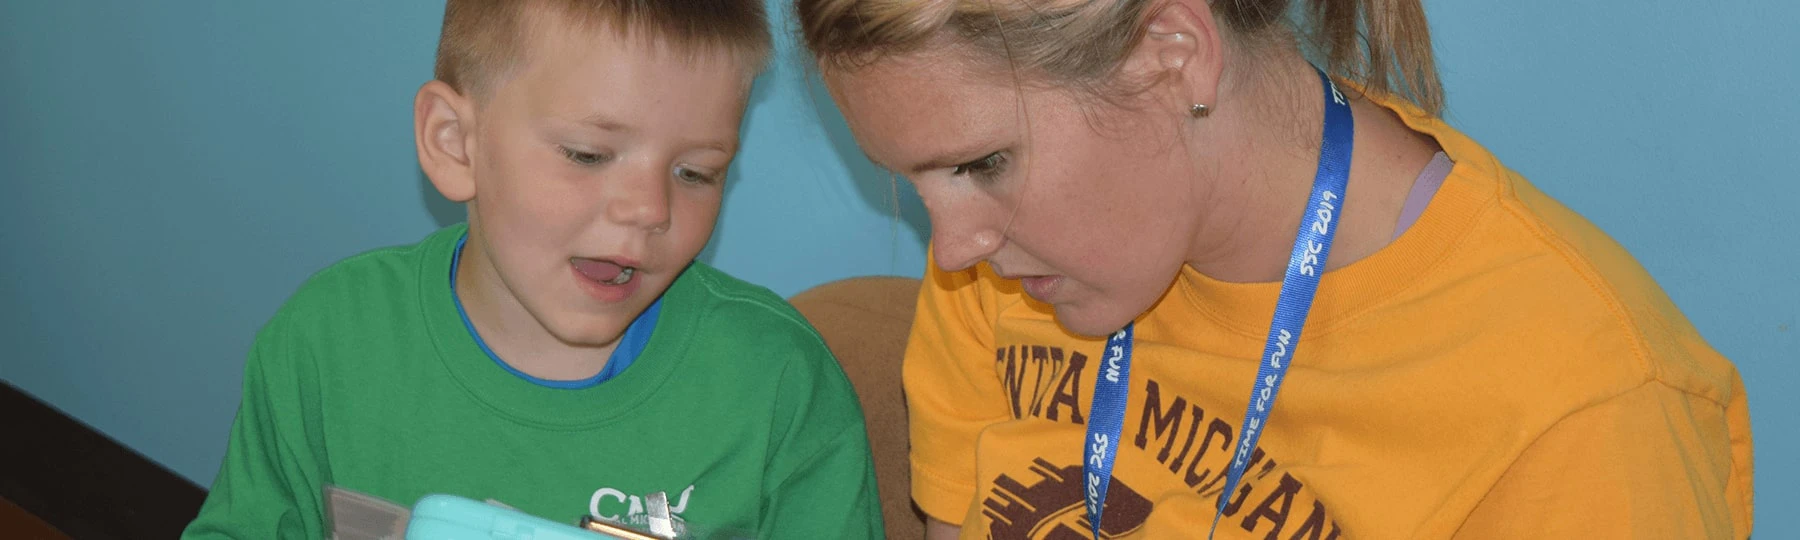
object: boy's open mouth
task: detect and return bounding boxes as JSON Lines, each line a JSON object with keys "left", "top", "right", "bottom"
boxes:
{"left": 572, "top": 258, "right": 636, "bottom": 286}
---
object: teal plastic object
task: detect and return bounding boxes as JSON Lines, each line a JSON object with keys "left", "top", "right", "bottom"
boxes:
{"left": 404, "top": 494, "right": 628, "bottom": 540}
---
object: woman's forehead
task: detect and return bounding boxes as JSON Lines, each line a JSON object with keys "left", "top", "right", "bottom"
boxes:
{"left": 824, "top": 57, "right": 1026, "bottom": 173}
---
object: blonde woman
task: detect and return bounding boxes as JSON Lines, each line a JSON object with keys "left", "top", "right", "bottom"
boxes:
{"left": 797, "top": 0, "right": 1753, "bottom": 538}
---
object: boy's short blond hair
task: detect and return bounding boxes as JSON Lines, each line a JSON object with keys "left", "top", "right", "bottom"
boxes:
{"left": 434, "top": 0, "right": 773, "bottom": 99}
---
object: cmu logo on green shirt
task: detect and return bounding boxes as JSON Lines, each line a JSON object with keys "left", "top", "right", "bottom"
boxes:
{"left": 589, "top": 484, "right": 698, "bottom": 523}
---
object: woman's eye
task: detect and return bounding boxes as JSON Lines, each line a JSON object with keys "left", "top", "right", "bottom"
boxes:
{"left": 951, "top": 152, "right": 1007, "bottom": 179}
{"left": 559, "top": 146, "right": 611, "bottom": 166}
{"left": 675, "top": 165, "right": 720, "bottom": 185}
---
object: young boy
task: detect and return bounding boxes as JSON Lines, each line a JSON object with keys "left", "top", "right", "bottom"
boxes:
{"left": 181, "top": 1, "right": 883, "bottom": 537}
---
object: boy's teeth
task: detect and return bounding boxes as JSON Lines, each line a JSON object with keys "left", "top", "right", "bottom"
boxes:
{"left": 607, "top": 267, "right": 635, "bottom": 285}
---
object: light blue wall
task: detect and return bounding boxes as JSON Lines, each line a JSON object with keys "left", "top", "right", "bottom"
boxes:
{"left": 1, "top": 1, "right": 1791, "bottom": 535}
{"left": 1426, "top": 3, "right": 1797, "bottom": 535}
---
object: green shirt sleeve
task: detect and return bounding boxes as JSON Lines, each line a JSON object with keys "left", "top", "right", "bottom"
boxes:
{"left": 183, "top": 314, "right": 329, "bottom": 539}
{"left": 757, "top": 338, "right": 885, "bottom": 539}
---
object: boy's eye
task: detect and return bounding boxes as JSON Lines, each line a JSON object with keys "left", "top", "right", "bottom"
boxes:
{"left": 674, "top": 165, "right": 721, "bottom": 186}
{"left": 951, "top": 152, "right": 1008, "bottom": 179}
{"left": 559, "top": 146, "right": 612, "bottom": 166}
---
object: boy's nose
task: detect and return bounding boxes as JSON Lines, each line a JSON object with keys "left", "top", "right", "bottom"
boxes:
{"left": 606, "top": 169, "right": 672, "bottom": 232}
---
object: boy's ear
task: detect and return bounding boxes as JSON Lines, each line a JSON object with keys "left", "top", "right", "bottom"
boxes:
{"left": 1127, "top": 0, "right": 1225, "bottom": 113}
{"left": 415, "top": 80, "right": 477, "bottom": 203}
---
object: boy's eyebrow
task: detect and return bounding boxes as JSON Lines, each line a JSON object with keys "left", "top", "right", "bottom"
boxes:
{"left": 580, "top": 113, "right": 736, "bottom": 153}
{"left": 581, "top": 113, "right": 635, "bottom": 135}
{"left": 694, "top": 137, "right": 736, "bottom": 153}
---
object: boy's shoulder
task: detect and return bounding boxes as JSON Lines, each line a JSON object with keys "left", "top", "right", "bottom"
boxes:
{"left": 668, "top": 263, "right": 867, "bottom": 427}
{"left": 666, "top": 262, "right": 821, "bottom": 348}
{"left": 660, "top": 262, "right": 868, "bottom": 395}
{"left": 263, "top": 226, "right": 461, "bottom": 337}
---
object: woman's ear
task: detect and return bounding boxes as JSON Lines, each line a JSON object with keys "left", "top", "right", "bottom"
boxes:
{"left": 414, "top": 80, "right": 478, "bottom": 203}
{"left": 1125, "top": 0, "right": 1226, "bottom": 112}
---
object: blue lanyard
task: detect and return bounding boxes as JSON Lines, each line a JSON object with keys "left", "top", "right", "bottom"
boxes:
{"left": 1081, "top": 67, "right": 1353, "bottom": 539}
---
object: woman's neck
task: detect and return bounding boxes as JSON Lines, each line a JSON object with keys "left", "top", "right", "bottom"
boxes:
{"left": 1183, "top": 54, "right": 1440, "bottom": 284}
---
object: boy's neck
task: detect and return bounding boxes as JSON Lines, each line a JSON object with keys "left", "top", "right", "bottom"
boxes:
{"left": 454, "top": 234, "right": 623, "bottom": 381}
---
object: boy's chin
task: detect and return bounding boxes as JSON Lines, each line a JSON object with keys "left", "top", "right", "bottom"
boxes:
{"left": 538, "top": 317, "right": 634, "bottom": 349}
{"left": 531, "top": 294, "right": 666, "bottom": 348}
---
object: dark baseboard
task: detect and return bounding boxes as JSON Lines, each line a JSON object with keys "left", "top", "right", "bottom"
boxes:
{"left": 0, "top": 380, "right": 208, "bottom": 539}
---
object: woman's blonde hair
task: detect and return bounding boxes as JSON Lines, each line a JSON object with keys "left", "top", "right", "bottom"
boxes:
{"left": 796, "top": 0, "right": 1443, "bottom": 115}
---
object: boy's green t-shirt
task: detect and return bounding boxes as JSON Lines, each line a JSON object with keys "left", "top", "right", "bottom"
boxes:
{"left": 183, "top": 224, "right": 884, "bottom": 539}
